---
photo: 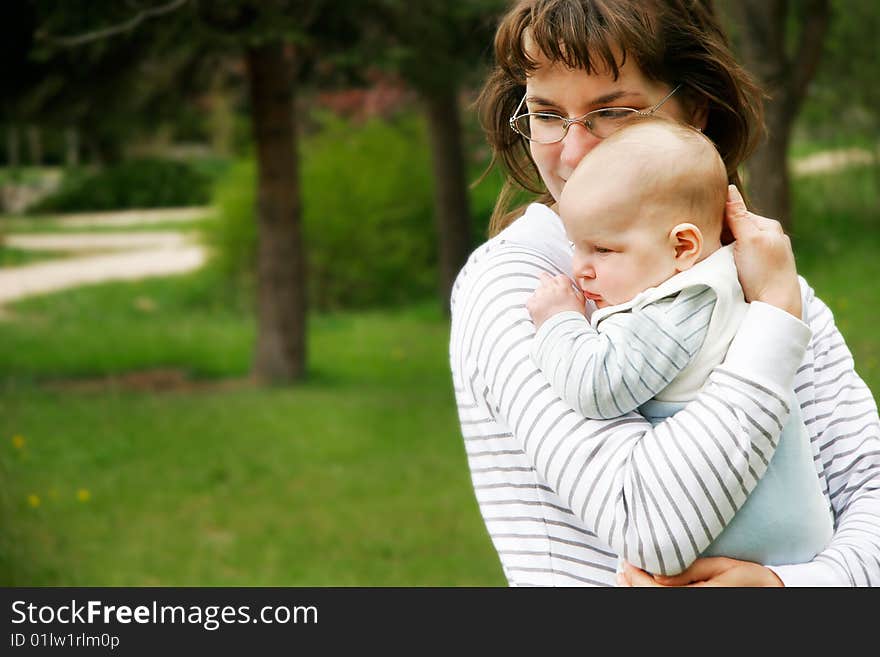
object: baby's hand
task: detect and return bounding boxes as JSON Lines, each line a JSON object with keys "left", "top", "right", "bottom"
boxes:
{"left": 526, "top": 273, "right": 586, "bottom": 329}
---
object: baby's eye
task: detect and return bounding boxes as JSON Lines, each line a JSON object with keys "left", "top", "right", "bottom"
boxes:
{"left": 595, "top": 247, "right": 613, "bottom": 254}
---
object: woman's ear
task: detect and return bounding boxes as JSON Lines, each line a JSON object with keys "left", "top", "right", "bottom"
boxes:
{"left": 689, "top": 98, "right": 709, "bottom": 132}
{"left": 669, "top": 223, "right": 703, "bottom": 271}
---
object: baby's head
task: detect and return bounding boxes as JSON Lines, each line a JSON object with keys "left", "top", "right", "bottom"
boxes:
{"left": 559, "top": 116, "right": 728, "bottom": 308}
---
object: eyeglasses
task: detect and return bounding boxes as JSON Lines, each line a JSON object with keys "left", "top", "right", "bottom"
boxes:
{"left": 509, "top": 84, "right": 682, "bottom": 144}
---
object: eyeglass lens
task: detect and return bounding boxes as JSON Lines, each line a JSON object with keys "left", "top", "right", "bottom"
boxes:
{"left": 514, "top": 108, "right": 638, "bottom": 143}
{"left": 512, "top": 83, "right": 681, "bottom": 144}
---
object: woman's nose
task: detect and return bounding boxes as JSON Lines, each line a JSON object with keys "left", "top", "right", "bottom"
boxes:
{"left": 560, "top": 122, "right": 601, "bottom": 170}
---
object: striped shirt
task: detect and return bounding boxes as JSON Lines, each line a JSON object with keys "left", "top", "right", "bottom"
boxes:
{"left": 531, "top": 288, "right": 716, "bottom": 419}
{"left": 450, "top": 203, "right": 880, "bottom": 586}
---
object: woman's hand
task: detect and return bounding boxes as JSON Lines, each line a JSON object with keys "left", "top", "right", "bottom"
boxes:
{"left": 726, "top": 185, "right": 802, "bottom": 320}
{"left": 617, "top": 558, "right": 784, "bottom": 587}
{"left": 526, "top": 272, "right": 585, "bottom": 329}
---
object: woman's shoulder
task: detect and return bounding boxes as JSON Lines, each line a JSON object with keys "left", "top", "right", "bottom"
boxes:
{"left": 450, "top": 204, "right": 570, "bottom": 311}
{"left": 491, "top": 203, "right": 572, "bottom": 267}
{"left": 496, "top": 202, "right": 563, "bottom": 241}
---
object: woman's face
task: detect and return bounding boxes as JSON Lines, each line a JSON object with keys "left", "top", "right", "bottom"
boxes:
{"left": 524, "top": 55, "right": 701, "bottom": 202}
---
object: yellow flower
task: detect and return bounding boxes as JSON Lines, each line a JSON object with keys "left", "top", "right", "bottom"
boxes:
{"left": 11, "top": 435, "right": 25, "bottom": 449}
{"left": 27, "top": 494, "right": 40, "bottom": 508}
{"left": 133, "top": 296, "right": 157, "bottom": 313}
{"left": 76, "top": 488, "right": 91, "bottom": 503}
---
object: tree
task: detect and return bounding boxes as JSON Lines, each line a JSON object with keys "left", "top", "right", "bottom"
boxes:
{"left": 369, "top": 1, "right": 507, "bottom": 312}
{"left": 725, "top": 0, "right": 831, "bottom": 231}
{"left": 26, "top": 0, "right": 366, "bottom": 383}
{"left": 195, "top": 0, "right": 366, "bottom": 382}
{"left": 243, "top": 42, "right": 305, "bottom": 381}
{"left": 13, "top": 0, "right": 217, "bottom": 165}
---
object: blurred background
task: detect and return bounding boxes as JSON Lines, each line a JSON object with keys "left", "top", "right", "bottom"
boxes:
{"left": 0, "top": 0, "right": 877, "bottom": 585}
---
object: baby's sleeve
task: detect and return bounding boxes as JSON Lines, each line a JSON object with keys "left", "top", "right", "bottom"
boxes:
{"left": 531, "top": 285, "right": 716, "bottom": 418}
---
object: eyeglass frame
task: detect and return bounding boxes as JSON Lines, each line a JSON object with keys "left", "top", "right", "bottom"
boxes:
{"left": 508, "top": 83, "right": 683, "bottom": 144}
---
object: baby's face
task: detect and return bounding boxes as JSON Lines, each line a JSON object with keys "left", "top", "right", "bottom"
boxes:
{"left": 560, "top": 181, "right": 680, "bottom": 309}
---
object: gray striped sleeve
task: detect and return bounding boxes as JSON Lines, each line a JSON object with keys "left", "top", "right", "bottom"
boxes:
{"left": 531, "top": 286, "right": 715, "bottom": 419}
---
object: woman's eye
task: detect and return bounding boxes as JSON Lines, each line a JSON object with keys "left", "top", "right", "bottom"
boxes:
{"left": 595, "top": 108, "right": 633, "bottom": 121}
{"left": 533, "top": 113, "right": 563, "bottom": 123}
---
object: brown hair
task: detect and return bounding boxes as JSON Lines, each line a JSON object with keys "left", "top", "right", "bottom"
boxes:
{"left": 478, "top": 0, "right": 765, "bottom": 236}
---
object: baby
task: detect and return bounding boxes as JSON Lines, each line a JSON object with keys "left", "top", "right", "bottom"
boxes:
{"left": 526, "top": 116, "right": 832, "bottom": 569}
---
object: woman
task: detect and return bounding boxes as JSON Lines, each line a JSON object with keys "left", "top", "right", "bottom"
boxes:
{"left": 450, "top": 0, "right": 880, "bottom": 586}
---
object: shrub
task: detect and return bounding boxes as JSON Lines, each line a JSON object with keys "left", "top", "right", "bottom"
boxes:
{"left": 210, "top": 113, "right": 438, "bottom": 310}
{"left": 30, "top": 158, "right": 211, "bottom": 213}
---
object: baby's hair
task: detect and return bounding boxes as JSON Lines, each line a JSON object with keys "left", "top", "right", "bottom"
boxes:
{"left": 588, "top": 115, "right": 728, "bottom": 239}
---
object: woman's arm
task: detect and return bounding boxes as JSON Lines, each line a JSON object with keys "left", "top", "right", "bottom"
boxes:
{"left": 766, "top": 283, "right": 880, "bottom": 586}
{"left": 724, "top": 187, "right": 880, "bottom": 585}
{"left": 622, "top": 284, "right": 880, "bottom": 587}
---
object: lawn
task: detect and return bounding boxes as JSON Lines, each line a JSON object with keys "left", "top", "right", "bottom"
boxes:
{"left": 0, "top": 161, "right": 877, "bottom": 587}
{"left": 0, "top": 245, "right": 64, "bottom": 267}
{"left": 0, "top": 277, "right": 503, "bottom": 585}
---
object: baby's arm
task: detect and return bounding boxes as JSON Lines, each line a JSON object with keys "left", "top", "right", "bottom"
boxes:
{"left": 530, "top": 283, "right": 716, "bottom": 418}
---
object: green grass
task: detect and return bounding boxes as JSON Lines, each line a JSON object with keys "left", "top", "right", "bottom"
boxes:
{"left": 0, "top": 167, "right": 62, "bottom": 186}
{"left": 791, "top": 164, "right": 880, "bottom": 389}
{"left": 0, "top": 379, "right": 496, "bottom": 585}
{"left": 0, "top": 268, "right": 249, "bottom": 381}
{"left": 0, "top": 275, "right": 501, "bottom": 585}
{"left": 0, "top": 246, "right": 64, "bottom": 267}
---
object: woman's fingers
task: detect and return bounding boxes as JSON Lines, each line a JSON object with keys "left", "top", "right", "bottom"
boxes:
{"left": 724, "top": 185, "right": 802, "bottom": 318}
{"left": 622, "top": 561, "right": 663, "bottom": 587}
{"left": 652, "top": 557, "right": 735, "bottom": 586}
{"left": 726, "top": 184, "right": 783, "bottom": 235}
{"left": 725, "top": 184, "right": 748, "bottom": 219}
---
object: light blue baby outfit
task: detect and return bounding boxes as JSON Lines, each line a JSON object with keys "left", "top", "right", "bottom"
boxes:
{"left": 640, "top": 397, "right": 833, "bottom": 565}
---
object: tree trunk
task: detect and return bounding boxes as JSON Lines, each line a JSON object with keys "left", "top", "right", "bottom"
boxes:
{"left": 730, "top": 0, "right": 830, "bottom": 231}
{"left": 7, "top": 125, "right": 20, "bottom": 168}
{"left": 744, "top": 98, "right": 792, "bottom": 230}
{"left": 245, "top": 43, "right": 306, "bottom": 383}
{"left": 65, "top": 127, "right": 80, "bottom": 168}
{"left": 422, "top": 84, "right": 473, "bottom": 314}
{"left": 27, "top": 125, "right": 42, "bottom": 166}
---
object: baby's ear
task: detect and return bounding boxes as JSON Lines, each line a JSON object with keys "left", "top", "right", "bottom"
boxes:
{"left": 669, "top": 223, "right": 703, "bottom": 271}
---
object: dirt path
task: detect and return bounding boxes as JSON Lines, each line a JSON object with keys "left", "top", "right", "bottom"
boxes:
{"left": 49, "top": 206, "right": 211, "bottom": 228}
{"left": 792, "top": 147, "right": 877, "bottom": 176}
{"left": 0, "top": 208, "right": 209, "bottom": 308}
{"left": 0, "top": 245, "right": 206, "bottom": 306}
{"left": 5, "top": 231, "right": 193, "bottom": 252}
